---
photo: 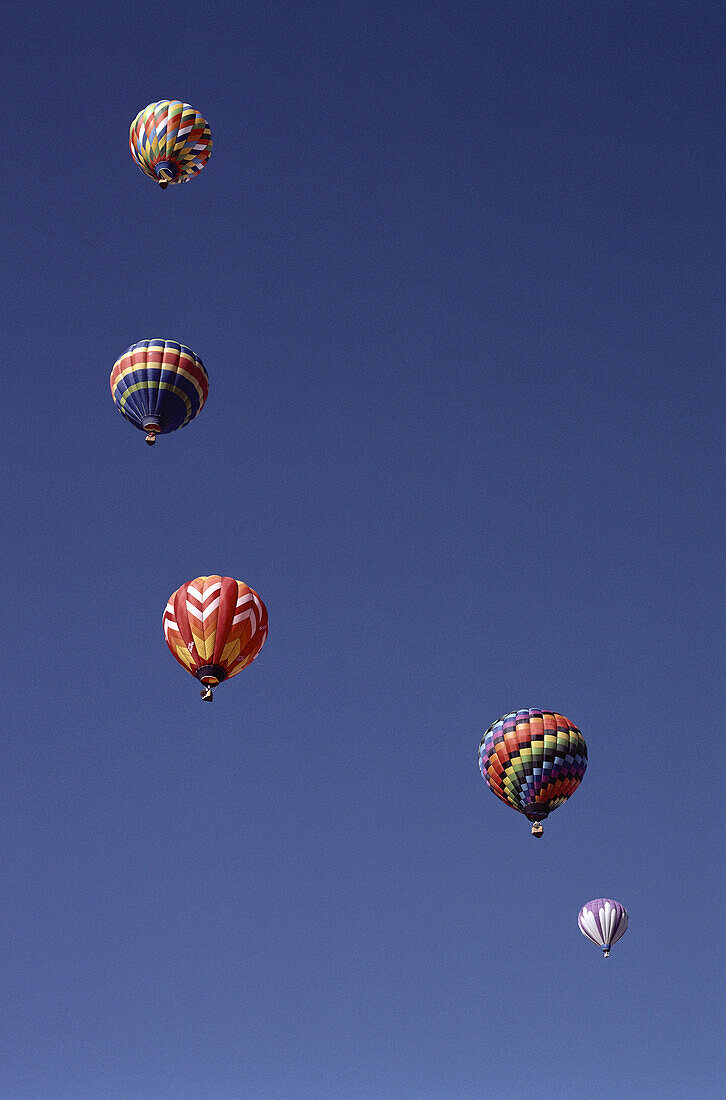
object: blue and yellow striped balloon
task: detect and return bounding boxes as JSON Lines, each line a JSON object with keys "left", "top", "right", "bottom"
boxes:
{"left": 110, "top": 340, "right": 209, "bottom": 445}
{"left": 129, "top": 101, "right": 212, "bottom": 188}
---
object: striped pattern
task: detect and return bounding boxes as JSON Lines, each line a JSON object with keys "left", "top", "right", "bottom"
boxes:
{"left": 578, "top": 899, "right": 628, "bottom": 955}
{"left": 129, "top": 101, "right": 212, "bottom": 187}
{"left": 163, "top": 575, "right": 268, "bottom": 687}
{"left": 478, "top": 709, "right": 587, "bottom": 823}
{"left": 110, "top": 340, "right": 208, "bottom": 439}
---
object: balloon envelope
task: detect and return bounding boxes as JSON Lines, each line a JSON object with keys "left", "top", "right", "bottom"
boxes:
{"left": 163, "top": 575, "right": 268, "bottom": 696}
{"left": 129, "top": 100, "right": 212, "bottom": 187}
{"left": 578, "top": 899, "right": 628, "bottom": 956}
{"left": 478, "top": 709, "right": 587, "bottom": 831}
{"left": 110, "top": 340, "right": 208, "bottom": 443}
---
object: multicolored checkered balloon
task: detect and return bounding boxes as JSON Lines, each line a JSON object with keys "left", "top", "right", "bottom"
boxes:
{"left": 578, "top": 899, "right": 628, "bottom": 957}
{"left": 478, "top": 709, "right": 587, "bottom": 837}
{"left": 129, "top": 101, "right": 212, "bottom": 188}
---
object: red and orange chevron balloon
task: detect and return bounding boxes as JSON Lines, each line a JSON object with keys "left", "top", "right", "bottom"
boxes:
{"left": 163, "top": 575, "right": 268, "bottom": 700}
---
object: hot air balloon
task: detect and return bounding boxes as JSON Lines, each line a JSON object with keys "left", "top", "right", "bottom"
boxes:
{"left": 110, "top": 340, "right": 208, "bottom": 445}
{"left": 163, "top": 576, "right": 268, "bottom": 700}
{"left": 129, "top": 100, "right": 212, "bottom": 188}
{"left": 578, "top": 899, "right": 628, "bottom": 957}
{"left": 478, "top": 709, "right": 587, "bottom": 837}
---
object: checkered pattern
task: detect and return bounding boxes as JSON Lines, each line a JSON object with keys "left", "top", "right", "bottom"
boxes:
{"left": 129, "top": 101, "right": 212, "bottom": 186}
{"left": 478, "top": 709, "right": 587, "bottom": 821}
{"left": 110, "top": 340, "right": 208, "bottom": 439}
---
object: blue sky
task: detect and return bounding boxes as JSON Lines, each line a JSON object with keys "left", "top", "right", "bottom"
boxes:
{"left": 2, "top": 2, "right": 724, "bottom": 1097}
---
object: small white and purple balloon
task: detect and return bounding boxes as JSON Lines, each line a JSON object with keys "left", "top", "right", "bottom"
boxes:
{"left": 578, "top": 898, "right": 628, "bottom": 958}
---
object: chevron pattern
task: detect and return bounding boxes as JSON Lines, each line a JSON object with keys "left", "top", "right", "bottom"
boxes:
{"left": 129, "top": 100, "right": 212, "bottom": 187}
{"left": 110, "top": 339, "right": 208, "bottom": 439}
{"left": 478, "top": 709, "right": 587, "bottom": 822}
{"left": 163, "top": 575, "right": 268, "bottom": 689}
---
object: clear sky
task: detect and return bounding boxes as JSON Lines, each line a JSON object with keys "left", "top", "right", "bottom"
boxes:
{"left": 2, "top": 2, "right": 724, "bottom": 1097}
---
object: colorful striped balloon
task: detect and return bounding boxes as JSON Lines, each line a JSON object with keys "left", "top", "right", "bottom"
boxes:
{"left": 129, "top": 100, "right": 212, "bottom": 188}
{"left": 163, "top": 576, "right": 268, "bottom": 700}
{"left": 110, "top": 340, "right": 208, "bottom": 445}
{"left": 478, "top": 710, "right": 587, "bottom": 836}
{"left": 578, "top": 899, "right": 628, "bottom": 957}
